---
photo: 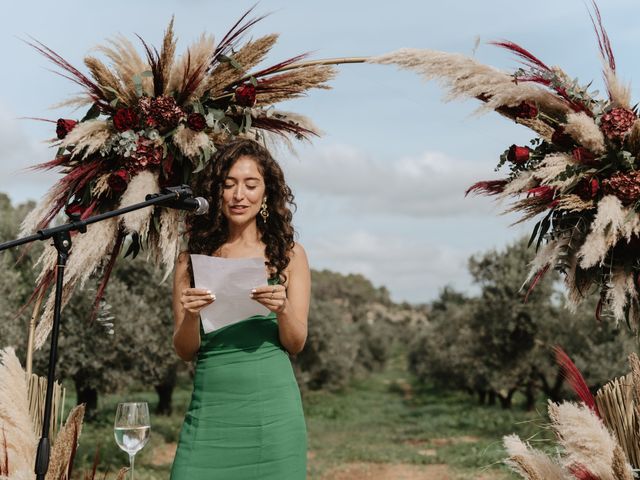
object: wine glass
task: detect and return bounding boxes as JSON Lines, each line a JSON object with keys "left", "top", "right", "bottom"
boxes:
{"left": 114, "top": 402, "right": 150, "bottom": 479}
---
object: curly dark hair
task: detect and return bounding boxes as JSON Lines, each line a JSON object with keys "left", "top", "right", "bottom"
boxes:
{"left": 187, "top": 138, "right": 296, "bottom": 281}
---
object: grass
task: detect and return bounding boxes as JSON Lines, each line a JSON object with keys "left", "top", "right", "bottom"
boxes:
{"left": 65, "top": 348, "right": 554, "bottom": 479}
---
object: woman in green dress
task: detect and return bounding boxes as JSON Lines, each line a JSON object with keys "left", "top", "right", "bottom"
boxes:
{"left": 170, "top": 139, "right": 310, "bottom": 479}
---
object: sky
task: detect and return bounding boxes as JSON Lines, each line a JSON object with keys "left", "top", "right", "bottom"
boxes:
{"left": 1, "top": 0, "right": 639, "bottom": 304}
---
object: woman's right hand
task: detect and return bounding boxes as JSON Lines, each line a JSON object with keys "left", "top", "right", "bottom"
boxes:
{"left": 181, "top": 288, "right": 215, "bottom": 314}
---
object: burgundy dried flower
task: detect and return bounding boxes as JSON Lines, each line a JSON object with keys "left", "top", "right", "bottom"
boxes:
{"left": 113, "top": 108, "right": 139, "bottom": 132}
{"left": 572, "top": 147, "right": 598, "bottom": 166}
{"left": 507, "top": 101, "right": 538, "bottom": 119}
{"left": 551, "top": 127, "right": 574, "bottom": 150}
{"left": 603, "top": 170, "right": 640, "bottom": 204}
{"left": 56, "top": 119, "right": 77, "bottom": 139}
{"left": 130, "top": 138, "right": 163, "bottom": 170}
{"left": 187, "top": 112, "right": 207, "bottom": 132}
{"left": 108, "top": 169, "right": 130, "bottom": 193}
{"left": 574, "top": 177, "right": 600, "bottom": 200}
{"left": 600, "top": 107, "right": 636, "bottom": 141}
{"left": 507, "top": 145, "right": 530, "bottom": 164}
{"left": 139, "top": 95, "right": 185, "bottom": 130}
{"left": 235, "top": 84, "right": 257, "bottom": 107}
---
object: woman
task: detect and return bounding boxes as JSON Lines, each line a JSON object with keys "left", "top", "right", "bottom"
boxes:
{"left": 170, "top": 139, "right": 310, "bottom": 479}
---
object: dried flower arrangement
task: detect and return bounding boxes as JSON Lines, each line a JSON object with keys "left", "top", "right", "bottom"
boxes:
{"left": 370, "top": 3, "right": 640, "bottom": 328}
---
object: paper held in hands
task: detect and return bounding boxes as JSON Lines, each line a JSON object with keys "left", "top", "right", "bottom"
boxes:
{"left": 190, "top": 255, "right": 271, "bottom": 334}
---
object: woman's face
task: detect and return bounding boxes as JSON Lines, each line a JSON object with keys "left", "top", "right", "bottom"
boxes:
{"left": 221, "top": 155, "right": 266, "bottom": 225}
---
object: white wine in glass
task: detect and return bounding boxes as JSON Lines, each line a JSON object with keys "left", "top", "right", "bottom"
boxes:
{"left": 114, "top": 402, "right": 150, "bottom": 479}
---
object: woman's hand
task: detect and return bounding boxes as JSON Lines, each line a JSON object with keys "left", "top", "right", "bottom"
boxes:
{"left": 181, "top": 288, "right": 215, "bottom": 314}
{"left": 250, "top": 284, "right": 288, "bottom": 313}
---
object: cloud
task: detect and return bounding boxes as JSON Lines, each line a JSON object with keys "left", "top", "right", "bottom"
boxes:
{"left": 305, "top": 229, "right": 481, "bottom": 304}
{"left": 0, "top": 102, "right": 57, "bottom": 204}
{"left": 281, "top": 143, "right": 503, "bottom": 218}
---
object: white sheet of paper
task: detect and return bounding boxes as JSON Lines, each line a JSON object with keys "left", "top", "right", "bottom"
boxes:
{"left": 190, "top": 254, "right": 270, "bottom": 334}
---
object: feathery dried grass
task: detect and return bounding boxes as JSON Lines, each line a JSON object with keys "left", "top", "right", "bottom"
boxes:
{"left": 370, "top": 49, "right": 570, "bottom": 122}
{"left": 0, "top": 348, "right": 37, "bottom": 476}
{"left": 159, "top": 17, "right": 178, "bottom": 95}
{"left": 564, "top": 113, "right": 606, "bottom": 154}
{"left": 523, "top": 235, "right": 569, "bottom": 288}
{"left": 167, "top": 34, "right": 215, "bottom": 102}
{"left": 555, "top": 194, "right": 596, "bottom": 213}
{"left": 158, "top": 208, "right": 181, "bottom": 282}
{"left": 60, "top": 120, "right": 111, "bottom": 159}
{"left": 34, "top": 217, "right": 119, "bottom": 349}
{"left": 578, "top": 195, "right": 626, "bottom": 268}
{"left": 19, "top": 183, "right": 68, "bottom": 235}
{"left": 45, "top": 404, "right": 85, "bottom": 480}
{"left": 174, "top": 125, "right": 214, "bottom": 159}
{"left": 118, "top": 170, "right": 159, "bottom": 238}
{"left": 535, "top": 154, "right": 575, "bottom": 189}
{"left": 254, "top": 65, "right": 336, "bottom": 105}
{"left": 604, "top": 66, "right": 632, "bottom": 109}
{"left": 205, "top": 33, "right": 279, "bottom": 96}
{"left": 503, "top": 434, "right": 567, "bottom": 479}
{"left": 605, "top": 268, "right": 635, "bottom": 326}
{"left": 84, "top": 56, "right": 124, "bottom": 103}
{"left": 95, "top": 36, "right": 152, "bottom": 105}
{"left": 549, "top": 401, "right": 618, "bottom": 479}
{"left": 91, "top": 173, "right": 111, "bottom": 197}
{"left": 627, "top": 120, "right": 640, "bottom": 155}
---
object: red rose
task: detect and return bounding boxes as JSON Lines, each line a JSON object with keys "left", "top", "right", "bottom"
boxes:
{"left": 113, "top": 108, "right": 139, "bottom": 132}
{"left": 513, "top": 101, "right": 538, "bottom": 119}
{"left": 108, "top": 169, "right": 130, "bottom": 193}
{"left": 507, "top": 145, "right": 530, "bottom": 164}
{"left": 56, "top": 119, "right": 78, "bottom": 139}
{"left": 574, "top": 177, "right": 600, "bottom": 200}
{"left": 187, "top": 112, "right": 207, "bottom": 132}
{"left": 235, "top": 84, "right": 257, "bottom": 107}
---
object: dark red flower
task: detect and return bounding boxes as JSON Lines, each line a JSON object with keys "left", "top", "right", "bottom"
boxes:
{"left": 108, "top": 169, "right": 130, "bottom": 193}
{"left": 572, "top": 147, "right": 598, "bottom": 166}
{"left": 130, "top": 138, "right": 163, "bottom": 169}
{"left": 574, "top": 177, "right": 600, "bottom": 200}
{"left": 551, "top": 127, "right": 574, "bottom": 150}
{"left": 64, "top": 202, "right": 85, "bottom": 218}
{"left": 187, "top": 112, "right": 207, "bottom": 132}
{"left": 507, "top": 145, "right": 530, "bottom": 164}
{"left": 600, "top": 107, "right": 636, "bottom": 141}
{"left": 139, "top": 95, "right": 184, "bottom": 130}
{"left": 235, "top": 84, "right": 257, "bottom": 107}
{"left": 56, "top": 119, "right": 78, "bottom": 139}
{"left": 512, "top": 101, "right": 538, "bottom": 119}
{"left": 113, "top": 108, "right": 139, "bottom": 132}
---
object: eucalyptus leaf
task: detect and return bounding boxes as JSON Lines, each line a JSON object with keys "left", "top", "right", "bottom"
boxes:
{"left": 81, "top": 103, "right": 101, "bottom": 122}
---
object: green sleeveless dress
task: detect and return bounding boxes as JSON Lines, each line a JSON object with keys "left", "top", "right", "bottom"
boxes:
{"left": 170, "top": 283, "right": 307, "bottom": 479}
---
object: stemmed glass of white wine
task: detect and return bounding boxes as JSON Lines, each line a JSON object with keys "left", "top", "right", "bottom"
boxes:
{"left": 114, "top": 402, "right": 150, "bottom": 479}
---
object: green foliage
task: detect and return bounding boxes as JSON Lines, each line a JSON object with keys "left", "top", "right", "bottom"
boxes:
{"left": 409, "top": 237, "right": 637, "bottom": 409}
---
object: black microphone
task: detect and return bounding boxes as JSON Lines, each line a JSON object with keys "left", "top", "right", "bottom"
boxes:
{"left": 145, "top": 185, "right": 210, "bottom": 215}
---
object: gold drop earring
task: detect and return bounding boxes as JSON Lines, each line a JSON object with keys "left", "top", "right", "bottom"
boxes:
{"left": 260, "top": 197, "right": 269, "bottom": 221}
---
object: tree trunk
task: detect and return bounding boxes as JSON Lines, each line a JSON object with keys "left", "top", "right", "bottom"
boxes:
{"left": 75, "top": 381, "right": 98, "bottom": 416}
{"left": 155, "top": 364, "right": 177, "bottom": 416}
{"left": 488, "top": 390, "right": 497, "bottom": 406}
{"left": 498, "top": 388, "right": 517, "bottom": 409}
{"left": 524, "top": 381, "right": 536, "bottom": 411}
{"left": 477, "top": 390, "right": 487, "bottom": 405}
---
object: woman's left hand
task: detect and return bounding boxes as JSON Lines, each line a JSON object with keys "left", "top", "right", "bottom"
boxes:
{"left": 251, "top": 284, "right": 288, "bottom": 313}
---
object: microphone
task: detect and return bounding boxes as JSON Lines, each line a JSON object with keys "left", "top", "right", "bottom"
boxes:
{"left": 145, "top": 185, "right": 210, "bottom": 215}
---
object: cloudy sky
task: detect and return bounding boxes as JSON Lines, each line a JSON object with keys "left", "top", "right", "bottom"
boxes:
{"left": 1, "top": 0, "right": 638, "bottom": 303}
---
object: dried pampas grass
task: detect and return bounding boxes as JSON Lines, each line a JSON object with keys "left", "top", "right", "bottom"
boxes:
{"left": 564, "top": 113, "right": 606, "bottom": 155}
{"left": 535, "top": 154, "right": 575, "bottom": 189}
{"left": 118, "top": 170, "right": 160, "bottom": 238}
{"left": 548, "top": 401, "right": 619, "bottom": 479}
{"left": 158, "top": 208, "right": 181, "bottom": 282}
{"left": 173, "top": 125, "right": 215, "bottom": 160}
{"left": 95, "top": 35, "right": 152, "bottom": 105}
{"left": 254, "top": 65, "right": 336, "bottom": 105}
{"left": 45, "top": 404, "right": 85, "bottom": 480}
{"left": 167, "top": 34, "right": 215, "bottom": 102}
{"left": 369, "top": 49, "right": 570, "bottom": 126}
{"left": 578, "top": 195, "right": 626, "bottom": 269}
{"left": 0, "top": 348, "right": 37, "bottom": 478}
{"left": 503, "top": 434, "right": 567, "bottom": 479}
{"left": 60, "top": 120, "right": 111, "bottom": 159}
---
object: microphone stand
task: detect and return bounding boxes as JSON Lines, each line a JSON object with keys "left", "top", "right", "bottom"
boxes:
{"left": 0, "top": 184, "right": 196, "bottom": 479}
